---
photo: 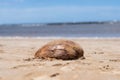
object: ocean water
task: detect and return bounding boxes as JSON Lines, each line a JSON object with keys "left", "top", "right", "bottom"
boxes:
{"left": 0, "top": 22, "right": 120, "bottom": 38}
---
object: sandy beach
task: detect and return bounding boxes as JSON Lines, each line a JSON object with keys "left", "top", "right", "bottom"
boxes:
{"left": 0, "top": 38, "right": 120, "bottom": 80}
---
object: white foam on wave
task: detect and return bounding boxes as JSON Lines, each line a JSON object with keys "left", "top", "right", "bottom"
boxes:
{"left": 0, "top": 36, "right": 120, "bottom": 39}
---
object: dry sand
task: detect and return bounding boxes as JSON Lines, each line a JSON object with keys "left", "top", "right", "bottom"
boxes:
{"left": 0, "top": 38, "right": 120, "bottom": 80}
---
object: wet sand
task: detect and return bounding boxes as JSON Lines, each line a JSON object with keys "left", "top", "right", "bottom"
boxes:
{"left": 0, "top": 38, "right": 120, "bottom": 80}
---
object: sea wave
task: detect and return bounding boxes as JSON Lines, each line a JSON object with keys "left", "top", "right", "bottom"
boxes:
{"left": 0, "top": 36, "right": 120, "bottom": 39}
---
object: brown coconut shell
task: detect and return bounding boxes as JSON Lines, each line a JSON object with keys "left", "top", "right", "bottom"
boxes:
{"left": 34, "top": 39, "right": 85, "bottom": 60}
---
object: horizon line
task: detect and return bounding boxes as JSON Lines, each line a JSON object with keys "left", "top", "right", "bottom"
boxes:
{"left": 0, "top": 20, "right": 119, "bottom": 25}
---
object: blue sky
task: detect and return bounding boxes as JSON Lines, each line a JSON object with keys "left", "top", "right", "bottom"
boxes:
{"left": 0, "top": 0, "right": 120, "bottom": 24}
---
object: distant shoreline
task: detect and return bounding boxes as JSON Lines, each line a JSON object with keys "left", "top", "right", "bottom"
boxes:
{"left": 0, "top": 20, "right": 120, "bottom": 26}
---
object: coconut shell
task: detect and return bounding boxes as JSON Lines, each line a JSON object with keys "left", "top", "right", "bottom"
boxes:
{"left": 34, "top": 39, "right": 84, "bottom": 60}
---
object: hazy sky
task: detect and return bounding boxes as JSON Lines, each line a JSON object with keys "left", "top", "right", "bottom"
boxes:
{"left": 0, "top": 0, "right": 120, "bottom": 24}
